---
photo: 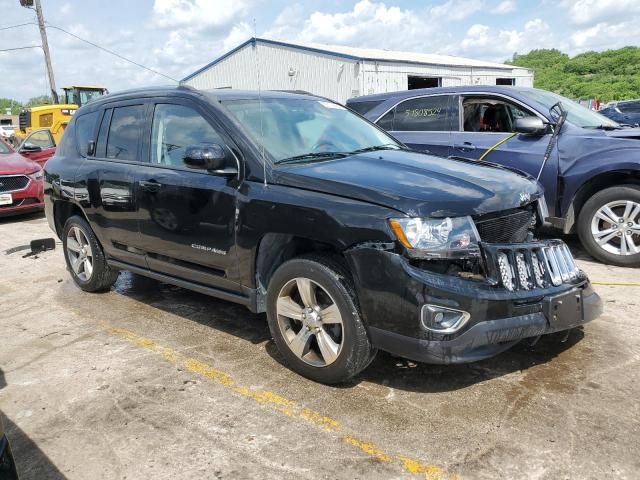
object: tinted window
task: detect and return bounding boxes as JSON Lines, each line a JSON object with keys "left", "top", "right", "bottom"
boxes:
{"left": 151, "top": 104, "right": 224, "bottom": 167}
{"left": 378, "top": 96, "right": 451, "bottom": 131}
{"left": 619, "top": 102, "right": 640, "bottom": 114}
{"left": 348, "top": 100, "right": 384, "bottom": 115}
{"left": 75, "top": 111, "right": 99, "bottom": 157}
{"left": 56, "top": 120, "right": 75, "bottom": 157}
{"left": 96, "top": 109, "right": 112, "bottom": 158}
{"left": 106, "top": 105, "right": 145, "bottom": 161}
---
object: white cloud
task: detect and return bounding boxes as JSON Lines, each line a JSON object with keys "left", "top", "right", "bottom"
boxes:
{"left": 430, "top": 0, "right": 484, "bottom": 21}
{"left": 151, "top": 0, "right": 250, "bottom": 32}
{"left": 492, "top": 0, "right": 516, "bottom": 14}
{"left": 570, "top": 20, "right": 640, "bottom": 50}
{"left": 562, "top": 0, "right": 640, "bottom": 25}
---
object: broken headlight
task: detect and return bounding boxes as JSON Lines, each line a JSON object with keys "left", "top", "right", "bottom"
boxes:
{"left": 388, "top": 216, "right": 481, "bottom": 259}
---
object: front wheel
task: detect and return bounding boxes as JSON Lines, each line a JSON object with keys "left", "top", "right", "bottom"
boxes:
{"left": 266, "top": 255, "right": 376, "bottom": 384}
{"left": 577, "top": 185, "right": 640, "bottom": 267}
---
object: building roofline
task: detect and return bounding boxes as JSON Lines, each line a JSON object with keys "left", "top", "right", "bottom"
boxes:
{"left": 181, "top": 37, "right": 526, "bottom": 83}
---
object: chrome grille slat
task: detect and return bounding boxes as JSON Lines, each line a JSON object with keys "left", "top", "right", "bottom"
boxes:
{"left": 482, "top": 240, "right": 581, "bottom": 291}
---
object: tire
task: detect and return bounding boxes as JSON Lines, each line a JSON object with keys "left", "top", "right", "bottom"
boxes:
{"left": 62, "top": 215, "right": 119, "bottom": 292}
{"left": 577, "top": 185, "right": 640, "bottom": 267}
{"left": 266, "top": 254, "right": 376, "bottom": 384}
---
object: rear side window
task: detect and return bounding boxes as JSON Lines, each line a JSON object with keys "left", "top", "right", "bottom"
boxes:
{"left": 75, "top": 111, "right": 99, "bottom": 157}
{"left": 377, "top": 95, "right": 451, "bottom": 131}
{"left": 348, "top": 99, "right": 384, "bottom": 116}
{"left": 106, "top": 105, "right": 145, "bottom": 161}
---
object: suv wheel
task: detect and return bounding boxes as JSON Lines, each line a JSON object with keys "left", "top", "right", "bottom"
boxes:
{"left": 578, "top": 185, "right": 640, "bottom": 267}
{"left": 266, "top": 255, "right": 376, "bottom": 384}
{"left": 63, "top": 215, "right": 119, "bottom": 291}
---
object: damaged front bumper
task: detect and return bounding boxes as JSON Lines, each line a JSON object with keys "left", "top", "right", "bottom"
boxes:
{"left": 346, "top": 239, "right": 603, "bottom": 365}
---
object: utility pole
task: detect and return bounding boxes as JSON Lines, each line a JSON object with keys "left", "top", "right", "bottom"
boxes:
{"left": 20, "top": 0, "right": 58, "bottom": 103}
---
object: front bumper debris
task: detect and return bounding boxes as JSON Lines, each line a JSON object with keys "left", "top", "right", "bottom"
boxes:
{"left": 346, "top": 239, "right": 603, "bottom": 365}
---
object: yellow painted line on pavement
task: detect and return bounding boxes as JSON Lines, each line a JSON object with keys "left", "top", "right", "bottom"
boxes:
{"left": 110, "top": 327, "right": 460, "bottom": 480}
{"left": 592, "top": 281, "right": 640, "bottom": 286}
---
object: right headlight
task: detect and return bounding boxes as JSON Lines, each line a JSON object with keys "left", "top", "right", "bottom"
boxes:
{"left": 388, "top": 216, "right": 481, "bottom": 259}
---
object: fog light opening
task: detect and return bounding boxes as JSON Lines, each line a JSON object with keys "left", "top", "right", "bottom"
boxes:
{"left": 421, "top": 304, "right": 470, "bottom": 334}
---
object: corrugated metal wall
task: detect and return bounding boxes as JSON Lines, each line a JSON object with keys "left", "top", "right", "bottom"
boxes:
{"left": 184, "top": 42, "right": 534, "bottom": 103}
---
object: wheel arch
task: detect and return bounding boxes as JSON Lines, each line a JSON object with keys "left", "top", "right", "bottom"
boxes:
{"left": 53, "top": 200, "right": 90, "bottom": 238}
{"left": 563, "top": 170, "right": 640, "bottom": 234}
{"left": 253, "top": 233, "right": 348, "bottom": 312}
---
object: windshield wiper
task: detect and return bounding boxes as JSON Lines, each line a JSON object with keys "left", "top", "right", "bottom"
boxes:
{"left": 585, "top": 124, "right": 622, "bottom": 130}
{"left": 276, "top": 152, "right": 348, "bottom": 165}
{"left": 349, "top": 144, "right": 401, "bottom": 154}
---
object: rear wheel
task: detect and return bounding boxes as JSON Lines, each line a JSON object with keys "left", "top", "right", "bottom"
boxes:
{"left": 62, "top": 215, "right": 119, "bottom": 291}
{"left": 577, "top": 185, "right": 640, "bottom": 267}
{"left": 266, "top": 255, "right": 376, "bottom": 384}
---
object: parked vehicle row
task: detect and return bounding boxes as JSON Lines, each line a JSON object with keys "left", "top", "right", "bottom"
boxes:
{"left": 348, "top": 86, "right": 640, "bottom": 267}
{"left": 599, "top": 100, "right": 640, "bottom": 127}
{"left": 0, "top": 131, "right": 56, "bottom": 218}
{"left": 43, "top": 86, "right": 601, "bottom": 383}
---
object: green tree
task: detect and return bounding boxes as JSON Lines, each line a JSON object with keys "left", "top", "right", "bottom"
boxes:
{"left": 508, "top": 47, "right": 640, "bottom": 103}
{"left": 0, "top": 98, "right": 23, "bottom": 115}
{"left": 25, "top": 95, "right": 54, "bottom": 107}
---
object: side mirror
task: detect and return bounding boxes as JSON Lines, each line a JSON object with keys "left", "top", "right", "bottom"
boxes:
{"left": 514, "top": 117, "right": 547, "bottom": 135}
{"left": 182, "top": 144, "right": 236, "bottom": 175}
{"left": 20, "top": 143, "right": 42, "bottom": 153}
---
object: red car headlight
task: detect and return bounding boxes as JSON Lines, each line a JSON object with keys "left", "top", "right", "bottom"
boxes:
{"left": 28, "top": 169, "right": 44, "bottom": 181}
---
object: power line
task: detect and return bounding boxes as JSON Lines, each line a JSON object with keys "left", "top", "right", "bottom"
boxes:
{"left": 0, "top": 45, "right": 41, "bottom": 52}
{"left": 45, "top": 23, "right": 179, "bottom": 83}
{"left": 0, "top": 22, "right": 35, "bottom": 31}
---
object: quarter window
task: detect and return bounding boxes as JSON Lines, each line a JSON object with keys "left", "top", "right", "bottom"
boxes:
{"left": 106, "top": 105, "right": 145, "bottom": 161}
{"left": 377, "top": 96, "right": 451, "bottom": 131}
{"left": 151, "top": 104, "right": 224, "bottom": 167}
{"left": 75, "top": 111, "right": 99, "bottom": 157}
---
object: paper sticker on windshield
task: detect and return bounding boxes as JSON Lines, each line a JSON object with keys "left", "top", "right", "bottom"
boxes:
{"left": 319, "top": 101, "right": 345, "bottom": 110}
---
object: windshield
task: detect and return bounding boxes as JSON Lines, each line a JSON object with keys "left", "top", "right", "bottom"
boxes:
{"left": 222, "top": 97, "right": 399, "bottom": 163}
{"left": 65, "top": 89, "right": 105, "bottom": 106}
{"left": 521, "top": 88, "right": 620, "bottom": 128}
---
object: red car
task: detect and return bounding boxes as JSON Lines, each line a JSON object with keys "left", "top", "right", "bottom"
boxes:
{"left": 0, "top": 131, "right": 56, "bottom": 217}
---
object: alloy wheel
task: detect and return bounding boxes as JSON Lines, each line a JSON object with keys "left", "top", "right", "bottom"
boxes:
{"left": 590, "top": 200, "right": 640, "bottom": 256}
{"left": 66, "top": 226, "right": 94, "bottom": 281}
{"left": 276, "top": 277, "right": 344, "bottom": 367}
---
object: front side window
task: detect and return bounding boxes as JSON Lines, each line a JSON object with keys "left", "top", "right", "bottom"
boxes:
{"left": 223, "top": 98, "right": 397, "bottom": 163}
{"left": 0, "top": 140, "right": 10, "bottom": 154}
{"left": 151, "top": 104, "right": 224, "bottom": 167}
{"left": 106, "top": 105, "right": 145, "bottom": 161}
{"left": 75, "top": 111, "right": 99, "bottom": 157}
{"left": 377, "top": 95, "right": 451, "bottom": 132}
{"left": 26, "top": 130, "right": 55, "bottom": 148}
{"left": 462, "top": 98, "right": 538, "bottom": 133}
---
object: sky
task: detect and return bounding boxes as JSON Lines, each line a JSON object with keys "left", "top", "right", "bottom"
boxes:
{"left": 0, "top": 0, "right": 638, "bottom": 101}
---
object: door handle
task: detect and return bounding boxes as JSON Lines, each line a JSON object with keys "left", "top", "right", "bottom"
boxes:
{"left": 139, "top": 180, "right": 162, "bottom": 192}
{"left": 454, "top": 142, "right": 476, "bottom": 152}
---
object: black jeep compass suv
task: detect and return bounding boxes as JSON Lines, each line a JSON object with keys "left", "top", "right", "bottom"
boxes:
{"left": 44, "top": 87, "right": 602, "bottom": 384}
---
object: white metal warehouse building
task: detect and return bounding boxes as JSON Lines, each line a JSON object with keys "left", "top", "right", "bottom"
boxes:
{"left": 181, "top": 38, "right": 534, "bottom": 104}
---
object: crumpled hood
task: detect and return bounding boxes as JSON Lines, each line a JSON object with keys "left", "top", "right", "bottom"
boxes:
{"left": 274, "top": 150, "right": 542, "bottom": 217}
{"left": 0, "top": 152, "right": 39, "bottom": 175}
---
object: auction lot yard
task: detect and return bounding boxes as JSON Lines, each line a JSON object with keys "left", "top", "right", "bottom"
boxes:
{"left": 1, "top": 213, "right": 639, "bottom": 480}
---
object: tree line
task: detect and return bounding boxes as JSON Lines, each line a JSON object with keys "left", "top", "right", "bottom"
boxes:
{"left": 508, "top": 46, "right": 640, "bottom": 103}
{"left": 0, "top": 95, "right": 53, "bottom": 115}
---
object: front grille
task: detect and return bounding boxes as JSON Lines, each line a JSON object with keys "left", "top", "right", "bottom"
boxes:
{"left": 475, "top": 208, "right": 533, "bottom": 243}
{"left": 482, "top": 240, "right": 582, "bottom": 291}
{"left": 0, "top": 175, "right": 29, "bottom": 193}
